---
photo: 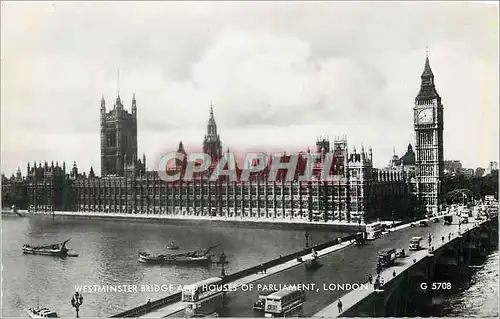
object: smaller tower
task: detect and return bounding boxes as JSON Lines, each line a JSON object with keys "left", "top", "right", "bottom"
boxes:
{"left": 132, "top": 93, "right": 137, "bottom": 117}
{"left": 203, "top": 103, "right": 223, "bottom": 162}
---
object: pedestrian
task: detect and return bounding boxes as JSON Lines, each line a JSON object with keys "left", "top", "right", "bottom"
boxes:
{"left": 442, "top": 236, "right": 445, "bottom": 243}
{"left": 337, "top": 299, "right": 343, "bottom": 313}
{"left": 368, "top": 274, "right": 373, "bottom": 284}
{"left": 393, "top": 270, "right": 396, "bottom": 277}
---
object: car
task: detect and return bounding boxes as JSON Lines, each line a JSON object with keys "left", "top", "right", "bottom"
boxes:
{"left": 419, "top": 221, "right": 428, "bottom": 227}
{"left": 395, "top": 248, "right": 405, "bottom": 258}
{"left": 432, "top": 218, "right": 439, "bottom": 223}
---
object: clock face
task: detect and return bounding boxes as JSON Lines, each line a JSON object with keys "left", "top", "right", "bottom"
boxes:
{"left": 418, "top": 109, "right": 433, "bottom": 124}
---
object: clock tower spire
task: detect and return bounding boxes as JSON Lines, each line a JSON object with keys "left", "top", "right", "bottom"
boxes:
{"left": 413, "top": 52, "right": 444, "bottom": 215}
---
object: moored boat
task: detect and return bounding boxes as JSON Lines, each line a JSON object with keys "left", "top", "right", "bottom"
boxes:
{"left": 22, "top": 239, "right": 74, "bottom": 257}
{"left": 138, "top": 245, "right": 218, "bottom": 265}
{"left": 138, "top": 252, "right": 211, "bottom": 265}
{"left": 27, "top": 307, "right": 59, "bottom": 318}
{"left": 167, "top": 240, "right": 179, "bottom": 250}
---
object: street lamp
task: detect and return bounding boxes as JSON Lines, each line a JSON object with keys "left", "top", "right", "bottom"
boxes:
{"left": 71, "top": 292, "right": 83, "bottom": 318}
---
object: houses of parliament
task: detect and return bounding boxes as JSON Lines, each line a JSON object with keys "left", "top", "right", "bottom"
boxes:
{"left": 3, "top": 55, "right": 445, "bottom": 223}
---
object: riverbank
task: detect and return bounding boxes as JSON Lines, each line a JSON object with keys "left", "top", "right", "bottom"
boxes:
{"left": 13, "top": 210, "right": 403, "bottom": 232}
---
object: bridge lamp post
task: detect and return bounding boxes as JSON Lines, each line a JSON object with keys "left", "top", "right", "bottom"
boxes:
{"left": 71, "top": 292, "right": 83, "bottom": 318}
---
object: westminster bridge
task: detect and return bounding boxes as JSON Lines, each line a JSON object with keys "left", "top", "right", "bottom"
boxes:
{"left": 111, "top": 212, "right": 498, "bottom": 318}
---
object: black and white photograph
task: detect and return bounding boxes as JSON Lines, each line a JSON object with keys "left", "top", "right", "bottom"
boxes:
{"left": 1, "top": 1, "right": 498, "bottom": 318}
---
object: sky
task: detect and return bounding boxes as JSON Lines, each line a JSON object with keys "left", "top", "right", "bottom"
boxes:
{"left": 1, "top": 1, "right": 498, "bottom": 176}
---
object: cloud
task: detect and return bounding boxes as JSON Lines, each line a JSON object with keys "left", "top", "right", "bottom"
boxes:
{"left": 1, "top": 2, "right": 498, "bottom": 175}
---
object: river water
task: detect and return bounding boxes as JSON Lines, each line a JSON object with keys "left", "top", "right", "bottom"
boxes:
{"left": 441, "top": 250, "right": 499, "bottom": 317}
{"left": 1, "top": 214, "right": 343, "bottom": 317}
{"left": 1, "top": 214, "right": 497, "bottom": 317}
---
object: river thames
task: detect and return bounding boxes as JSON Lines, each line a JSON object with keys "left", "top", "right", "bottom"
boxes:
{"left": 2, "top": 214, "right": 497, "bottom": 317}
{"left": 1, "top": 214, "right": 343, "bottom": 317}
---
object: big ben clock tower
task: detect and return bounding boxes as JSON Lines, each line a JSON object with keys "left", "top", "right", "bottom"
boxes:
{"left": 414, "top": 54, "right": 444, "bottom": 215}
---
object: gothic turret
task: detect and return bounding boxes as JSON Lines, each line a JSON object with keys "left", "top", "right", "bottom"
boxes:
{"left": 132, "top": 93, "right": 137, "bottom": 117}
{"left": 115, "top": 94, "right": 123, "bottom": 110}
{"left": 203, "top": 104, "right": 223, "bottom": 162}
{"left": 101, "top": 95, "right": 106, "bottom": 112}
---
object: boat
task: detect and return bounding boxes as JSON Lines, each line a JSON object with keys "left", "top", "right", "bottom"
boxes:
{"left": 138, "top": 245, "right": 218, "bottom": 265}
{"left": 22, "top": 239, "right": 74, "bottom": 257}
{"left": 139, "top": 252, "right": 211, "bottom": 265}
{"left": 27, "top": 307, "right": 59, "bottom": 318}
{"left": 167, "top": 240, "right": 179, "bottom": 250}
{"left": 305, "top": 249, "right": 322, "bottom": 271}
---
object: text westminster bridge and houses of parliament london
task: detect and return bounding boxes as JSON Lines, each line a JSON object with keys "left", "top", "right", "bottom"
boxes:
{"left": 17, "top": 54, "right": 444, "bottom": 224}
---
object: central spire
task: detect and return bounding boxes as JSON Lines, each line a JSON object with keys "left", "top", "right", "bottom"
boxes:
{"left": 203, "top": 102, "right": 223, "bottom": 162}
{"left": 421, "top": 55, "right": 434, "bottom": 78}
{"left": 416, "top": 51, "right": 440, "bottom": 102}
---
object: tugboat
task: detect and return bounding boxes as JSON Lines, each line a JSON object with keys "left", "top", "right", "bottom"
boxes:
{"left": 305, "top": 249, "right": 322, "bottom": 271}
{"left": 166, "top": 240, "right": 179, "bottom": 250}
{"left": 22, "top": 239, "right": 77, "bottom": 257}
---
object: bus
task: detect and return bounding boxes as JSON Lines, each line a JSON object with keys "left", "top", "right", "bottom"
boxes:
{"left": 365, "top": 222, "right": 382, "bottom": 240}
{"left": 377, "top": 248, "right": 396, "bottom": 267}
{"left": 264, "top": 289, "right": 306, "bottom": 318}
{"left": 182, "top": 277, "right": 224, "bottom": 317}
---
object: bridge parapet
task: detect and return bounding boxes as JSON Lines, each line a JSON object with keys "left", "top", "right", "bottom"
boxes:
{"left": 315, "top": 216, "right": 498, "bottom": 318}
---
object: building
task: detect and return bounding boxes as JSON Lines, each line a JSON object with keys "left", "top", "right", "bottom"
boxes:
{"left": 100, "top": 93, "right": 138, "bottom": 177}
{"left": 23, "top": 57, "right": 446, "bottom": 224}
{"left": 486, "top": 161, "right": 498, "bottom": 175}
{"left": 444, "top": 160, "right": 462, "bottom": 175}
{"left": 1, "top": 167, "right": 26, "bottom": 209}
{"left": 414, "top": 54, "right": 445, "bottom": 214}
{"left": 22, "top": 103, "right": 413, "bottom": 223}
{"left": 386, "top": 144, "right": 416, "bottom": 170}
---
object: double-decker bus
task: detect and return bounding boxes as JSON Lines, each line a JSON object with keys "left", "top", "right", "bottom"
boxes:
{"left": 365, "top": 222, "right": 382, "bottom": 240}
{"left": 182, "top": 277, "right": 224, "bottom": 317}
{"left": 264, "top": 288, "right": 306, "bottom": 317}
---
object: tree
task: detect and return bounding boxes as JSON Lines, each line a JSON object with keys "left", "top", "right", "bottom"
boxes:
{"left": 475, "top": 167, "right": 485, "bottom": 177}
{"left": 442, "top": 170, "right": 498, "bottom": 202}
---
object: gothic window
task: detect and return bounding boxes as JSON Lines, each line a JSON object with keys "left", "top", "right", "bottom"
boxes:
{"left": 107, "top": 133, "right": 116, "bottom": 147}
